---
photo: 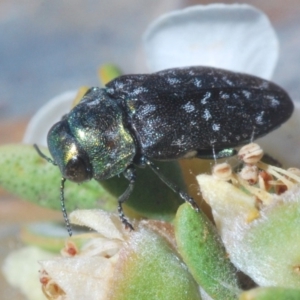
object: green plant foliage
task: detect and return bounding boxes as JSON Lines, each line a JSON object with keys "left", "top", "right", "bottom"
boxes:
{"left": 0, "top": 144, "right": 114, "bottom": 211}
{"left": 239, "top": 287, "right": 300, "bottom": 300}
{"left": 110, "top": 226, "right": 201, "bottom": 300}
{"left": 0, "top": 144, "right": 186, "bottom": 221}
{"left": 175, "top": 203, "right": 240, "bottom": 300}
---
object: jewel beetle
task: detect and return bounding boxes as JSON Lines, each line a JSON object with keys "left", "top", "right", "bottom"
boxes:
{"left": 35, "top": 66, "right": 294, "bottom": 235}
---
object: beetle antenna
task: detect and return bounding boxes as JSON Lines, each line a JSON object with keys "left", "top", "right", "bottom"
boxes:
{"left": 34, "top": 145, "right": 72, "bottom": 236}
{"left": 145, "top": 158, "right": 199, "bottom": 212}
{"left": 33, "top": 144, "right": 57, "bottom": 166}
{"left": 60, "top": 177, "right": 72, "bottom": 236}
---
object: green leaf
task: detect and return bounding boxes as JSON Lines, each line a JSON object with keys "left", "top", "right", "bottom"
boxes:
{"left": 0, "top": 144, "right": 186, "bottom": 222}
{"left": 239, "top": 287, "right": 300, "bottom": 300}
{"left": 240, "top": 197, "right": 300, "bottom": 287}
{"left": 111, "top": 225, "right": 201, "bottom": 300}
{"left": 175, "top": 203, "right": 240, "bottom": 300}
{"left": 0, "top": 144, "right": 115, "bottom": 212}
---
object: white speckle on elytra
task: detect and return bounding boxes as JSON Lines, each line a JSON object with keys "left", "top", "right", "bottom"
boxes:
{"left": 212, "top": 124, "right": 220, "bottom": 131}
{"left": 242, "top": 90, "right": 251, "bottom": 99}
{"left": 142, "top": 104, "right": 156, "bottom": 115}
{"left": 235, "top": 135, "right": 240, "bottom": 140}
{"left": 106, "top": 88, "right": 114, "bottom": 94}
{"left": 260, "top": 81, "right": 269, "bottom": 89}
{"left": 223, "top": 77, "right": 233, "bottom": 86}
{"left": 167, "top": 77, "right": 181, "bottom": 85}
{"left": 271, "top": 98, "right": 280, "bottom": 107}
{"left": 130, "top": 87, "right": 148, "bottom": 96}
{"left": 220, "top": 92, "right": 230, "bottom": 99}
{"left": 203, "top": 109, "right": 212, "bottom": 120}
{"left": 116, "top": 82, "right": 125, "bottom": 89}
{"left": 266, "top": 95, "right": 280, "bottom": 107}
{"left": 182, "top": 102, "right": 195, "bottom": 113}
{"left": 171, "top": 137, "right": 186, "bottom": 147}
{"left": 86, "top": 98, "right": 101, "bottom": 107}
{"left": 201, "top": 92, "right": 211, "bottom": 104}
{"left": 255, "top": 111, "right": 265, "bottom": 125}
{"left": 194, "top": 78, "right": 202, "bottom": 88}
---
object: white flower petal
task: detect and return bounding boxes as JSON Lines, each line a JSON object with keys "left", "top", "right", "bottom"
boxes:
{"left": 23, "top": 91, "right": 77, "bottom": 147}
{"left": 144, "top": 4, "right": 278, "bottom": 79}
{"left": 70, "top": 210, "right": 125, "bottom": 241}
{"left": 81, "top": 238, "right": 122, "bottom": 257}
{"left": 40, "top": 256, "right": 113, "bottom": 300}
{"left": 257, "top": 103, "right": 300, "bottom": 168}
{"left": 2, "top": 246, "right": 54, "bottom": 300}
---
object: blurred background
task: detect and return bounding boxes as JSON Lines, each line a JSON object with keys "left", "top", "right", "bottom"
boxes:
{"left": 0, "top": 0, "right": 299, "bottom": 127}
{"left": 0, "top": 0, "right": 299, "bottom": 298}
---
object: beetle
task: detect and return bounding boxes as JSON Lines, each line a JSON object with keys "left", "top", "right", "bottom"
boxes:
{"left": 35, "top": 66, "right": 294, "bottom": 235}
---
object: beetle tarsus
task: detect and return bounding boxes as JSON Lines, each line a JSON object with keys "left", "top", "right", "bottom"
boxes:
{"left": 179, "top": 191, "right": 199, "bottom": 212}
{"left": 118, "top": 205, "right": 134, "bottom": 231}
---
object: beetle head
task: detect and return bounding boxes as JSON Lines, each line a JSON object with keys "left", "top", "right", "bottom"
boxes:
{"left": 47, "top": 120, "right": 93, "bottom": 183}
{"left": 47, "top": 88, "right": 136, "bottom": 182}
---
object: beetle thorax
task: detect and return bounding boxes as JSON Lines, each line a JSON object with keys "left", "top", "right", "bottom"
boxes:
{"left": 68, "top": 90, "right": 136, "bottom": 180}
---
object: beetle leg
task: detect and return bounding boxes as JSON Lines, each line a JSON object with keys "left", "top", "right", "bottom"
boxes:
{"left": 144, "top": 158, "right": 199, "bottom": 212}
{"left": 196, "top": 148, "right": 237, "bottom": 160}
{"left": 118, "top": 165, "right": 136, "bottom": 230}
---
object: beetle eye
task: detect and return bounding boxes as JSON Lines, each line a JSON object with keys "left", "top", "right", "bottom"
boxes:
{"left": 65, "top": 156, "right": 91, "bottom": 183}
